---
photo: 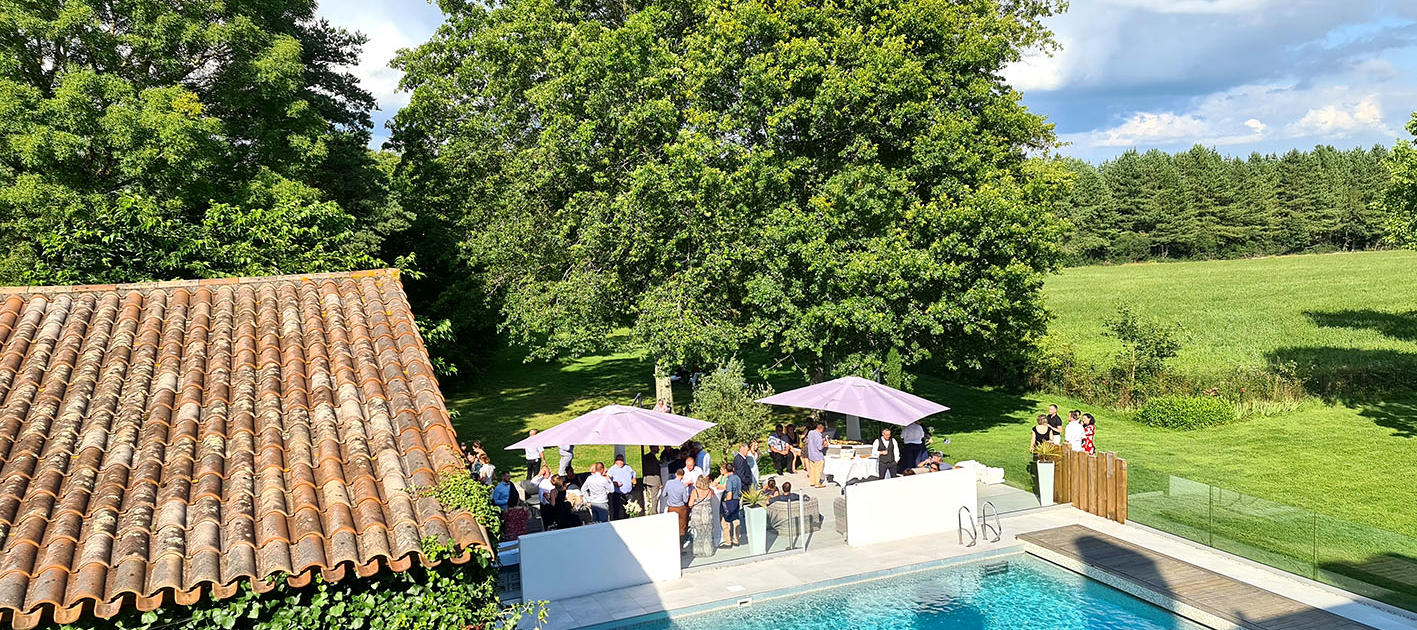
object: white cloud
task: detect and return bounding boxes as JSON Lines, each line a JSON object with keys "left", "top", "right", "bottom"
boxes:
{"left": 1244, "top": 118, "right": 1267, "bottom": 134}
{"left": 1091, "top": 112, "right": 1214, "bottom": 146}
{"left": 1288, "top": 94, "right": 1388, "bottom": 138}
{"left": 316, "top": 0, "right": 444, "bottom": 145}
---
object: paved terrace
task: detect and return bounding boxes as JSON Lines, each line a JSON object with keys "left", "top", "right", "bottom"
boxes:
{"left": 539, "top": 507, "right": 1417, "bottom": 630}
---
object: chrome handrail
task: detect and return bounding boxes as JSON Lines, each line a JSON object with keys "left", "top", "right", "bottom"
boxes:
{"left": 980, "top": 501, "right": 1002, "bottom": 543}
{"left": 958, "top": 505, "right": 978, "bottom": 547}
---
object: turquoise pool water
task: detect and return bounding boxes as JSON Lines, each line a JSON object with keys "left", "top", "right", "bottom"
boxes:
{"left": 615, "top": 554, "right": 1208, "bottom": 630}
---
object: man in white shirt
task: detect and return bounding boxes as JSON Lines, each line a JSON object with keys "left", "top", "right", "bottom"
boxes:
{"left": 873, "top": 427, "right": 901, "bottom": 480}
{"left": 681, "top": 455, "right": 704, "bottom": 486}
{"left": 1064, "top": 413, "right": 1085, "bottom": 452}
{"left": 607, "top": 454, "right": 637, "bottom": 520}
{"left": 558, "top": 444, "right": 575, "bottom": 476}
{"left": 900, "top": 421, "right": 925, "bottom": 474}
{"left": 581, "top": 462, "right": 615, "bottom": 523}
{"left": 524, "top": 429, "right": 544, "bottom": 480}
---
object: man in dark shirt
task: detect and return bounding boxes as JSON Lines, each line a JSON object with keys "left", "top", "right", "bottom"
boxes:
{"left": 1046, "top": 404, "right": 1063, "bottom": 431}
{"left": 641, "top": 445, "right": 662, "bottom": 514}
{"left": 733, "top": 443, "right": 755, "bottom": 489}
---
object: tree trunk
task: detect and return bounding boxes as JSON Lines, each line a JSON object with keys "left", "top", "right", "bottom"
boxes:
{"left": 654, "top": 363, "right": 674, "bottom": 412}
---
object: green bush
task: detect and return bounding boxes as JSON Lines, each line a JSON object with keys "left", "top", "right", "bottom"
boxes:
{"left": 1133, "top": 395, "right": 1237, "bottom": 429}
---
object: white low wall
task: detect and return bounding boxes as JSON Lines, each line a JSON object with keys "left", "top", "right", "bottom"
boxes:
{"left": 518, "top": 512, "right": 680, "bottom": 602}
{"left": 844, "top": 467, "right": 978, "bottom": 547}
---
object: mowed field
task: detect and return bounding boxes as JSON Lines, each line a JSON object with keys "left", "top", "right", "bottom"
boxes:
{"left": 1045, "top": 250, "right": 1417, "bottom": 385}
{"left": 448, "top": 251, "right": 1417, "bottom": 543}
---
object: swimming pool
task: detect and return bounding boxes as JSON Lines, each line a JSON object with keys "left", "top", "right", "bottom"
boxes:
{"left": 609, "top": 553, "right": 1208, "bottom": 630}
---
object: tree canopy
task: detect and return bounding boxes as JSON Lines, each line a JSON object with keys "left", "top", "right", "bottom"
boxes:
{"left": 0, "top": 0, "right": 392, "bottom": 284}
{"left": 391, "top": 0, "right": 1070, "bottom": 384}
{"left": 1382, "top": 113, "right": 1417, "bottom": 251}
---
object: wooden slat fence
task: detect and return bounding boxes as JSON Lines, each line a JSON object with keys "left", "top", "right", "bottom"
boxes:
{"left": 1054, "top": 449, "right": 1128, "bottom": 523}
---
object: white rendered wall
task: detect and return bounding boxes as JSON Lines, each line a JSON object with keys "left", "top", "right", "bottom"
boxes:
{"left": 844, "top": 467, "right": 978, "bottom": 547}
{"left": 518, "top": 512, "right": 680, "bottom": 602}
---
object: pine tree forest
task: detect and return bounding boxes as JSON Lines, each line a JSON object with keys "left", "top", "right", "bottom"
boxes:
{"left": 1055, "top": 144, "right": 1393, "bottom": 265}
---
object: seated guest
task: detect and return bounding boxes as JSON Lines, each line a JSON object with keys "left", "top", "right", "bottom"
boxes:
{"left": 769, "top": 481, "right": 799, "bottom": 503}
{"left": 663, "top": 468, "right": 691, "bottom": 537}
{"left": 763, "top": 478, "right": 781, "bottom": 498}
{"left": 768, "top": 425, "right": 792, "bottom": 475}
{"left": 924, "top": 451, "right": 953, "bottom": 472}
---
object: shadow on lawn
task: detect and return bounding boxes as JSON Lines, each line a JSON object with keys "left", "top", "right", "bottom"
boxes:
{"left": 1307, "top": 308, "right": 1417, "bottom": 343}
{"left": 1265, "top": 346, "right": 1417, "bottom": 437}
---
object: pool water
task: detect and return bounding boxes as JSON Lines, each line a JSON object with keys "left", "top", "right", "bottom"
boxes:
{"left": 616, "top": 554, "right": 1208, "bottom": 630}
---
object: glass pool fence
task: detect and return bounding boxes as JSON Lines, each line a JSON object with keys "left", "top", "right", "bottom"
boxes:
{"left": 1126, "top": 463, "right": 1417, "bottom": 614}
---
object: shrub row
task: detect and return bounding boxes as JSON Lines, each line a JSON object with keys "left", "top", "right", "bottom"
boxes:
{"left": 1133, "top": 395, "right": 1238, "bottom": 430}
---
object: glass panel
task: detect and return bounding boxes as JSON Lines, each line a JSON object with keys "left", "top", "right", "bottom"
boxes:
{"left": 1126, "top": 464, "right": 1417, "bottom": 615}
{"left": 1316, "top": 513, "right": 1417, "bottom": 612}
{"left": 1125, "top": 465, "right": 1213, "bottom": 546}
{"left": 1207, "top": 486, "right": 1315, "bottom": 579}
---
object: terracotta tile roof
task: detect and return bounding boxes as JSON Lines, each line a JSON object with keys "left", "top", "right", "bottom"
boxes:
{"left": 0, "top": 269, "right": 486, "bottom": 628}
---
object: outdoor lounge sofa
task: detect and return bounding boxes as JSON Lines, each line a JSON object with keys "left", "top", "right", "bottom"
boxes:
{"left": 767, "top": 495, "right": 822, "bottom": 537}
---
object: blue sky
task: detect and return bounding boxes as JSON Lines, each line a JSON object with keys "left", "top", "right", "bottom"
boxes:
{"left": 321, "top": 0, "right": 1417, "bottom": 163}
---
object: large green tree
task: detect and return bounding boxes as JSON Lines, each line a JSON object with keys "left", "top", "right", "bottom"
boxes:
{"left": 1383, "top": 113, "right": 1417, "bottom": 250}
{"left": 392, "top": 0, "right": 1069, "bottom": 394}
{"left": 0, "top": 0, "right": 390, "bottom": 284}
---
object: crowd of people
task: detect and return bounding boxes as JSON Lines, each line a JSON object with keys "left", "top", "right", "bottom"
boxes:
{"left": 470, "top": 416, "right": 964, "bottom": 551}
{"left": 1030, "top": 404, "right": 1098, "bottom": 457}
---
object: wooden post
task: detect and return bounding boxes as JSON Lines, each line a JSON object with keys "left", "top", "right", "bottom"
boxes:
{"left": 1117, "top": 459, "right": 1129, "bottom": 523}
{"left": 1103, "top": 452, "right": 1116, "bottom": 521}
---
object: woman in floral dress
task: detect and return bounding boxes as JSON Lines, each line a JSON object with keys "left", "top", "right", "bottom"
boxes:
{"left": 1081, "top": 413, "right": 1096, "bottom": 455}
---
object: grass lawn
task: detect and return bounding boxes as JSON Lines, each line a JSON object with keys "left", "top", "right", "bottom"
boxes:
{"left": 1044, "top": 250, "right": 1417, "bottom": 401}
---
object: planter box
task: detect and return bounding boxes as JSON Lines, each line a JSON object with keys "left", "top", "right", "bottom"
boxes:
{"left": 745, "top": 506, "right": 767, "bottom": 555}
{"left": 1037, "top": 461, "right": 1055, "bottom": 506}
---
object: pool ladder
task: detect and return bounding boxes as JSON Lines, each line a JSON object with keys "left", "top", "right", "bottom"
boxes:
{"left": 958, "top": 502, "right": 1002, "bottom": 548}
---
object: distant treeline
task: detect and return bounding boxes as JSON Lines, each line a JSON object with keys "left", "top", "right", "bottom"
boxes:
{"left": 1055, "top": 145, "right": 1392, "bottom": 265}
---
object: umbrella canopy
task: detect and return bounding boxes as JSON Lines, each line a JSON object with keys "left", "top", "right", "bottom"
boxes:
{"left": 504, "top": 405, "right": 715, "bottom": 451}
{"left": 755, "top": 376, "right": 948, "bottom": 426}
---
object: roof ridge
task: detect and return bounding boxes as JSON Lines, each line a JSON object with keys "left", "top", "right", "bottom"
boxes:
{"left": 0, "top": 269, "right": 402, "bottom": 297}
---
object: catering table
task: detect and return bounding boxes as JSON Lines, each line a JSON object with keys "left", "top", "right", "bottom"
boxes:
{"left": 823, "top": 456, "right": 878, "bottom": 484}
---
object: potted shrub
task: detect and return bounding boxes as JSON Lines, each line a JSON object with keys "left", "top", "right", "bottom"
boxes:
{"left": 741, "top": 488, "right": 768, "bottom": 554}
{"left": 1032, "top": 442, "right": 1062, "bottom": 506}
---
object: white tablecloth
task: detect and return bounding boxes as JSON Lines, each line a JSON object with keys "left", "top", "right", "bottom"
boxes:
{"left": 823, "top": 456, "right": 878, "bottom": 484}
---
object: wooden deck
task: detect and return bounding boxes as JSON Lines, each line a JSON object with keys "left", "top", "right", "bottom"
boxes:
{"left": 1018, "top": 525, "right": 1380, "bottom": 630}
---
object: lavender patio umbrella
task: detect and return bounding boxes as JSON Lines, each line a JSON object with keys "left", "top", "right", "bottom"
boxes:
{"left": 755, "top": 376, "right": 948, "bottom": 426}
{"left": 504, "top": 405, "right": 715, "bottom": 451}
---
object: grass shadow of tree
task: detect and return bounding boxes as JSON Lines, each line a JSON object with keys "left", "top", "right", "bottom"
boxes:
{"left": 1306, "top": 308, "right": 1417, "bottom": 343}
{"left": 1265, "top": 346, "right": 1417, "bottom": 438}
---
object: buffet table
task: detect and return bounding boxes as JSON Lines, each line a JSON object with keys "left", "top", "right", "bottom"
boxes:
{"left": 823, "top": 455, "right": 878, "bottom": 484}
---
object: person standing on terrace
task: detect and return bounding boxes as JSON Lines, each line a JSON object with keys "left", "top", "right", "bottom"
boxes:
{"left": 523, "top": 429, "right": 543, "bottom": 480}
{"left": 900, "top": 420, "right": 926, "bottom": 474}
{"left": 873, "top": 427, "right": 901, "bottom": 480}
{"left": 641, "top": 445, "right": 663, "bottom": 514}
{"left": 558, "top": 443, "right": 575, "bottom": 476}
{"left": 608, "top": 454, "right": 636, "bottom": 520}
{"left": 682, "top": 454, "right": 704, "bottom": 486}
{"left": 664, "top": 468, "right": 691, "bottom": 537}
{"left": 806, "top": 422, "right": 827, "bottom": 488}
{"left": 733, "top": 443, "right": 755, "bottom": 489}
{"left": 582, "top": 462, "right": 614, "bottom": 523}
